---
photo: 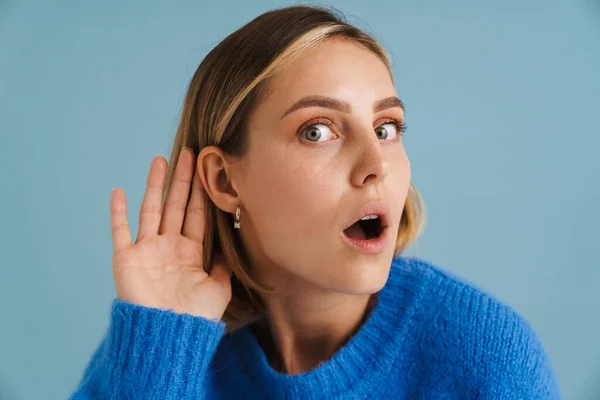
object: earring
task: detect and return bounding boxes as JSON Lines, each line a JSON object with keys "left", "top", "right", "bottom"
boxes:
{"left": 234, "top": 205, "right": 241, "bottom": 229}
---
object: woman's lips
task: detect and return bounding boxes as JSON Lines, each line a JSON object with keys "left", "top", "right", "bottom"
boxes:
{"left": 343, "top": 199, "right": 390, "bottom": 232}
{"left": 341, "top": 225, "right": 388, "bottom": 254}
{"left": 341, "top": 199, "right": 390, "bottom": 254}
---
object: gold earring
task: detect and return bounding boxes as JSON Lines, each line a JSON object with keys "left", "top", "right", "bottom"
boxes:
{"left": 234, "top": 206, "right": 241, "bottom": 229}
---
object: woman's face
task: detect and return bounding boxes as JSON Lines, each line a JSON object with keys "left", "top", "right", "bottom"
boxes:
{"left": 232, "top": 37, "right": 410, "bottom": 296}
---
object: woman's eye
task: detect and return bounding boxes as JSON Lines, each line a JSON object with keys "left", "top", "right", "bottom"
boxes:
{"left": 301, "top": 124, "right": 336, "bottom": 142}
{"left": 375, "top": 122, "right": 399, "bottom": 140}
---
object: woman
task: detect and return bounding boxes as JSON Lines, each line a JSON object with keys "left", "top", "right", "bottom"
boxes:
{"left": 71, "top": 5, "right": 561, "bottom": 399}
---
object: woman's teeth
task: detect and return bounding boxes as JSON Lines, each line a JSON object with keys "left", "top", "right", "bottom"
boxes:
{"left": 361, "top": 215, "right": 378, "bottom": 220}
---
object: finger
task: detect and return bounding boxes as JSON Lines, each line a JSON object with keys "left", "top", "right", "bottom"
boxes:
{"left": 182, "top": 158, "right": 206, "bottom": 244}
{"left": 137, "top": 156, "right": 167, "bottom": 241}
{"left": 209, "top": 254, "right": 233, "bottom": 285}
{"left": 110, "top": 188, "right": 132, "bottom": 252}
{"left": 159, "top": 147, "right": 195, "bottom": 235}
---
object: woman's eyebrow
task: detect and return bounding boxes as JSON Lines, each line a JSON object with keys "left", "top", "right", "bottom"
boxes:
{"left": 280, "top": 95, "right": 404, "bottom": 119}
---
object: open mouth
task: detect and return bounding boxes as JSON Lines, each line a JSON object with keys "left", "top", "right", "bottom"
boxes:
{"left": 343, "top": 215, "right": 385, "bottom": 241}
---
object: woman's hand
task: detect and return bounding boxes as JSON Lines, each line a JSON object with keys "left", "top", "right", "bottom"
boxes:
{"left": 109, "top": 147, "right": 232, "bottom": 321}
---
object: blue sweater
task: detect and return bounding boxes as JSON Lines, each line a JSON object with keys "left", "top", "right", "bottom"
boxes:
{"left": 71, "top": 256, "right": 562, "bottom": 399}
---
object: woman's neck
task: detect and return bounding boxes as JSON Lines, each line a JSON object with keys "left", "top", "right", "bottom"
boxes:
{"left": 250, "top": 292, "right": 380, "bottom": 375}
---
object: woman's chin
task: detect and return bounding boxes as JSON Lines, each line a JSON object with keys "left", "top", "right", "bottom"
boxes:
{"left": 329, "top": 260, "right": 391, "bottom": 295}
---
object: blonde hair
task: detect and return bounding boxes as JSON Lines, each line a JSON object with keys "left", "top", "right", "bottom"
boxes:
{"left": 164, "top": 5, "right": 425, "bottom": 332}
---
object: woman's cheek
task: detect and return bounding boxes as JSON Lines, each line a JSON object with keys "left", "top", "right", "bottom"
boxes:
{"left": 266, "top": 163, "right": 336, "bottom": 225}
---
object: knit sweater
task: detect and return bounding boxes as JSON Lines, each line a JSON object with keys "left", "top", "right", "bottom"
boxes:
{"left": 70, "top": 256, "right": 562, "bottom": 399}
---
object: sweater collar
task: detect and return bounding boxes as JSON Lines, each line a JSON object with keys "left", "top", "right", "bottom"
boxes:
{"left": 222, "top": 256, "right": 427, "bottom": 398}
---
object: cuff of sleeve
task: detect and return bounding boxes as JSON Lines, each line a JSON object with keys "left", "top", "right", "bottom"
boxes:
{"left": 105, "top": 298, "right": 226, "bottom": 397}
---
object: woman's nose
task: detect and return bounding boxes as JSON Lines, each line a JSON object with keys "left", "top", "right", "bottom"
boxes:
{"left": 350, "top": 135, "right": 390, "bottom": 188}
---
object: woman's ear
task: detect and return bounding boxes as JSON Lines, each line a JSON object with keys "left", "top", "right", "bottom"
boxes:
{"left": 196, "top": 146, "right": 239, "bottom": 214}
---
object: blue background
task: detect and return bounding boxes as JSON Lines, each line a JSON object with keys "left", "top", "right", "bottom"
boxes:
{"left": 1, "top": 1, "right": 599, "bottom": 398}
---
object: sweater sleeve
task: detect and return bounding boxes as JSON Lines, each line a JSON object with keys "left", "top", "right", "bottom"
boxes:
{"left": 477, "top": 310, "right": 562, "bottom": 399}
{"left": 70, "top": 299, "right": 226, "bottom": 400}
{"left": 422, "top": 274, "right": 563, "bottom": 399}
